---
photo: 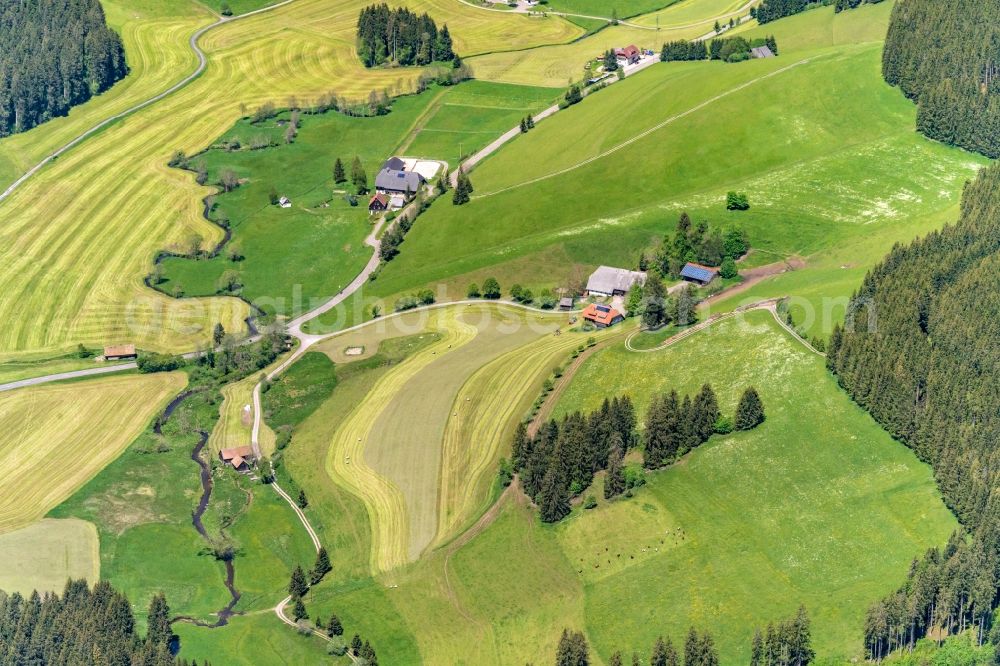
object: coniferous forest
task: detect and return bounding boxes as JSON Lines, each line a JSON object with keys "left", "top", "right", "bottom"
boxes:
{"left": 828, "top": 163, "right": 1000, "bottom": 658}
{"left": 882, "top": 0, "right": 1000, "bottom": 158}
{"left": 753, "top": 0, "right": 880, "bottom": 24}
{"left": 0, "top": 580, "right": 198, "bottom": 665}
{"left": 356, "top": 4, "right": 456, "bottom": 68}
{"left": 0, "top": 0, "right": 128, "bottom": 137}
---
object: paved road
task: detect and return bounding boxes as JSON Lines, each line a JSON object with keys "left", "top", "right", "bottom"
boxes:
{"left": 0, "top": 0, "right": 298, "bottom": 205}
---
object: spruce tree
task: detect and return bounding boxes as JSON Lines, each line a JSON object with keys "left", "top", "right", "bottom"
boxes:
{"left": 789, "top": 605, "right": 814, "bottom": 666}
{"left": 511, "top": 422, "right": 530, "bottom": 469}
{"left": 538, "top": 458, "right": 570, "bottom": 523}
{"left": 735, "top": 387, "right": 765, "bottom": 430}
{"left": 311, "top": 547, "right": 332, "bottom": 585}
{"left": 603, "top": 436, "right": 626, "bottom": 499}
{"left": 351, "top": 634, "right": 363, "bottom": 655}
{"left": 642, "top": 275, "right": 670, "bottom": 328}
{"left": 297, "top": 489, "right": 308, "bottom": 508}
{"left": 609, "top": 652, "right": 623, "bottom": 666}
{"left": 292, "top": 597, "right": 307, "bottom": 621}
{"left": 288, "top": 565, "right": 309, "bottom": 598}
{"left": 146, "top": 592, "right": 172, "bottom": 648}
{"left": 555, "top": 628, "right": 589, "bottom": 666}
{"left": 692, "top": 384, "right": 720, "bottom": 442}
{"left": 328, "top": 612, "right": 344, "bottom": 636}
{"left": 750, "top": 629, "right": 763, "bottom": 666}
{"left": 673, "top": 285, "right": 697, "bottom": 327}
{"left": 453, "top": 171, "right": 472, "bottom": 205}
{"left": 351, "top": 156, "right": 368, "bottom": 194}
{"left": 651, "top": 637, "right": 668, "bottom": 666}
{"left": 683, "top": 628, "right": 700, "bottom": 666}
{"left": 333, "top": 157, "right": 346, "bottom": 183}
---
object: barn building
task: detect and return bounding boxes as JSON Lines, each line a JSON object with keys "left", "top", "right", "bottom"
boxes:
{"left": 680, "top": 262, "right": 719, "bottom": 286}
{"left": 585, "top": 266, "right": 647, "bottom": 297}
{"left": 219, "top": 446, "right": 255, "bottom": 472}
{"left": 103, "top": 344, "right": 137, "bottom": 360}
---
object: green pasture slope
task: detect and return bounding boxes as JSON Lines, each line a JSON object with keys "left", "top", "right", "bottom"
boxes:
{"left": 271, "top": 309, "right": 954, "bottom": 664}
{"left": 159, "top": 81, "right": 558, "bottom": 320}
{"left": 308, "top": 2, "right": 986, "bottom": 338}
{"left": 543, "top": 0, "right": 680, "bottom": 20}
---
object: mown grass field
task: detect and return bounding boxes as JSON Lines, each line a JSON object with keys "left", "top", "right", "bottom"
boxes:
{"left": 291, "top": 308, "right": 956, "bottom": 665}
{"left": 543, "top": 0, "right": 680, "bottom": 19}
{"left": 0, "top": 519, "right": 99, "bottom": 596}
{"left": 0, "top": 0, "right": 206, "bottom": 190}
{"left": 321, "top": 304, "right": 621, "bottom": 571}
{"left": 0, "top": 0, "right": 581, "bottom": 361}
{"left": 159, "top": 81, "right": 558, "bottom": 319}
{"left": 310, "top": 2, "right": 985, "bottom": 339}
{"left": 0, "top": 372, "right": 185, "bottom": 534}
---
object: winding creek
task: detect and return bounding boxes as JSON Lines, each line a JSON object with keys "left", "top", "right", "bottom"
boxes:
{"left": 153, "top": 389, "right": 242, "bottom": 628}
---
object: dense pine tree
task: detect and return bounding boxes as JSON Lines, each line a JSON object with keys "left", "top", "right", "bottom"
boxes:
{"left": 310, "top": 546, "right": 332, "bottom": 585}
{"left": 356, "top": 4, "right": 455, "bottom": 67}
{"left": 831, "top": 162, "right": 1000, "bottom": 657}
{"left": 555, "top": 628, "right": 589, "bottom": 666}
{"left": 288, "top": 564, "right": 309, "bottom": 598}
{"left": 881, "top": 0, "right": 1000, "bottom": 158}
{"left": 0, "top": 0, "right": 128, "bottom": 137}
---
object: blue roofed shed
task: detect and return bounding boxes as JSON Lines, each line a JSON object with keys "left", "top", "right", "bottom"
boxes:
{"left": 680, "top": 263, "right": 719, "bottom": 285}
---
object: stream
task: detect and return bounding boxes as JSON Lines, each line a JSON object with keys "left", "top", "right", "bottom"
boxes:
{"left": 155, "top": 389, "right": 242, "bottom": 628}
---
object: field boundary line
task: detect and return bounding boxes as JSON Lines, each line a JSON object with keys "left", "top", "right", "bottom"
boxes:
{"left": 477, "top": 57, "right": 812, "bottom": 199}
{"left": 0, "top": 0, "right": 299, "bottom": 205}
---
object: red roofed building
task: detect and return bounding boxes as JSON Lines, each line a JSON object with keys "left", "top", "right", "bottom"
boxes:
{"left": 615, "top": 45, "right": 641, "bottom": 64}
{"left": 368, "top": 192, "right": 389, "bottom": 213}
{"left": 220, "top": 445, "right": 255, "bottom": 472}
{"left": 582, "top": 303, "right": 624, "bottom": 328}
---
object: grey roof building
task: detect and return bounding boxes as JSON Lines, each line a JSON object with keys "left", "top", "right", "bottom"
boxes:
{"left": 585, "top": 266, "right": 647, "bottom": 296}
{"left": 375, "top": 168, "right": 425, "bottom": 195}
{"left": 750, "top": 45, "right": 775, "bottom": 59}
{"left": 382, "top": 156, "right": 405, "bottom": 171}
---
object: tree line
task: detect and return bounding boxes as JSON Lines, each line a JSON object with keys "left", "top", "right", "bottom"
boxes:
{"left": 551, "top": 609, "right": 811, "bottom": 665}
{"left": 0, "top": 0, "right": 128, "bottom": 137}
{"left": 660, "top": 36, "right": 778, "bottom": 64}
{"left": 651, "top": 212, "right": 750, "bottom": 279}
{"left": 356, "top": 4, "right": 456, "bottom": 68}
{"left": 512, "top": 386, "right": 764, "bottom": 522}
{"left": 513, "top": 396, "right": 638, "bottom": 522}
{"left": 827, "top": 162, "right": 1000, "bottom": 658}
{"left": 752, "top": 0, "right": 879, "bottom": 24}
{"left": 0, "top": 580, "right": 196, "bottom": 665}
{"left": 882, "top": 0, "right": 1000, "bottom": 158}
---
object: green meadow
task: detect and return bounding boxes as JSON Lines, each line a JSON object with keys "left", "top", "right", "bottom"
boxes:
{"left": 272, "top": 308, "right": 955, "bottom": 664}
{"left": 307, "top": 3, "right": 985, "bottom": 338}
{"left": 159, "top": 81, "right": 559, "bottom": 320}
{"left": 542, "top": 0, "right": 679, "bottom": 19}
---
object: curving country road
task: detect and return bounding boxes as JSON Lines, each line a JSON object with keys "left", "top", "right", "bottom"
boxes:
{"left": 0, "top": 0, "right": 298, "bottom": 204}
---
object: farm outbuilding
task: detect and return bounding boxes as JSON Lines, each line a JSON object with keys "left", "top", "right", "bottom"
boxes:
{"left": 368, "top": 192, "right": 389, "bottom": 213}
{"left": 103, "top": 344, "right": 136, "bottom": 360}
{"left": 680, "top": 262, "right": 719, "bottom": 285}
{"left": 582, "top": 303, "right": 624, "bottom": 328}
{"left": 559, "top": 297, "right": 575, "bottom": 310}
{"left": 751, "top": 46, "right": 775, "bottom": 59}
{"left": 585, "top": 266, "right": 647, "bottom": 297}
{"left": 382, "top": 156, "right": 406, "bottom": 171}
{"left": 220, "top": 445, "right": 255, "bottom": 472}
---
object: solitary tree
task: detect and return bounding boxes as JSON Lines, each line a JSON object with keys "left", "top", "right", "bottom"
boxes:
{"left": 735, "top": 387, "right": 765, "bottom": 430}
{"left": 333, "top": 157, "right": 346, "bottom": 184}
{"left": 219, "top": 169, "right": 239, "bottom": 192}
{"left": 328, "top": 613, "right": 344, "bottom": 636}
{"left": 213, "top": 323, "right": 226, "bottom": 346}
{"left": 297, "top": 489, "right": 308, "bottom": 508}
{"left": 467, "top": 282, "right": 480, "bottom": 298}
